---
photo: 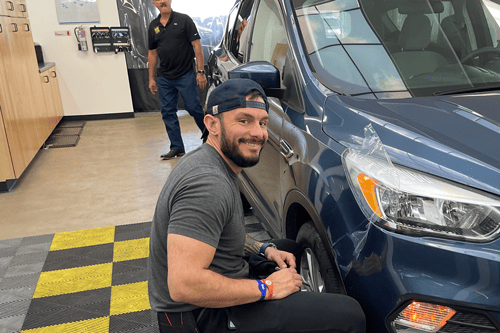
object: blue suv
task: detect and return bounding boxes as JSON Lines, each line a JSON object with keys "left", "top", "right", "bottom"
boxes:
{"left": 206, "top": 0, "right": 500, "bottom": 331}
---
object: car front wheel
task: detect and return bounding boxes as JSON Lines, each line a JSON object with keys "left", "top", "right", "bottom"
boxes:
{"left": 296, "top": 222, "right": 342, "bottom": 294}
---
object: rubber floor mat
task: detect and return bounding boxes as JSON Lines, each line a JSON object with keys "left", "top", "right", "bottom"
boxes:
{"left": 44, "top": 135, "right": 81, "bottom": 149}
{"left": 44, "top": 121, "right": 85, "bottom": 149}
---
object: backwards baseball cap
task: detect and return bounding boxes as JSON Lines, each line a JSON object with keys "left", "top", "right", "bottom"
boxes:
{"left": 202, "top": 78, "right": 269, "bottom": 140}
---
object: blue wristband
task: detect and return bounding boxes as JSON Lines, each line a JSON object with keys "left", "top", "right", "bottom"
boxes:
{"left": 257, "top": 279, "right": 267, "bottom": 301}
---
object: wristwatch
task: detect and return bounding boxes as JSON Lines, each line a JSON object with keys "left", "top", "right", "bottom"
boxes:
{"left": 197, "top": 70, "right": 205, "bottom": 74}
{"left": 259, "top": 242, "right": 277, "bottom": 256}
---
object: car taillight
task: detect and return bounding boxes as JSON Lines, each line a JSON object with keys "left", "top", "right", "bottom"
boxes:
{"left": 390, "top": 301, "right": 456, "bottom": 332}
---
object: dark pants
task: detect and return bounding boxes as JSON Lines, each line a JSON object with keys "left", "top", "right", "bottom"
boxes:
{"left": 157, "top": 70, "right": 205, "bottom": 150}
{"left": 157, "top": 240, "right": 366, "bottom": 333}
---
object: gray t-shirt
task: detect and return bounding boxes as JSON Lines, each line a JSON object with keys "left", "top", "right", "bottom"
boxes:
{"left": 148, "top": 144, "right": 249, "bottom": 312}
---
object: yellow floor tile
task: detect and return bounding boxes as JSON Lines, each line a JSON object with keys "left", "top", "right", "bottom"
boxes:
{"left": 113, "top": 237, "right": 149, "bottom": 262}
{"left": 110, "top": 281, "right": 150, "bottom": 316}
{"left": 50, "top": 226, "right": 115, "bottom": 251}
{"left": 33, "top": 263, "right": 113, "bottom": 298}
{"left": 21, "top": 316, "right": 110, "bottom": 333}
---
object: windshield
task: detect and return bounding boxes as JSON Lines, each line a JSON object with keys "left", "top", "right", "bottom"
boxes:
{"left": 292, "top": 0, "right": 500, "bottom": 98}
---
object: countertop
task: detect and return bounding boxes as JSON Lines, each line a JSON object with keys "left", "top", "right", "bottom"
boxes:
{"left": 38, "top": 62, "right": 56, "bottom": 73}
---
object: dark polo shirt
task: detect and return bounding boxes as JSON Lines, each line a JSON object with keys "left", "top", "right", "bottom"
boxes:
{"left": 148, "top": 12, "right": 201, "bottom": 80}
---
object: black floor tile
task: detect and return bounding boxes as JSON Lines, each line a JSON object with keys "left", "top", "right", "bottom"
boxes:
{"left": 112, "top": 268, "right": 147, "bottom": 286}
{"left": 42, "top": 243, "right": 114, "bottom": 272}
{"left": 109, "top": 310, "right": 158, "bottom": 333}
{"left": 22, "top": 300, "right": 111, "bottom": 330}
{"left": 114, "top": 222, "right": 151, "bottom": 235}
{"left": 27, "top": 287, "right": 112, "bottom": 314}
{"left": 112, "top": 258, "right": 148, "bottom": 275}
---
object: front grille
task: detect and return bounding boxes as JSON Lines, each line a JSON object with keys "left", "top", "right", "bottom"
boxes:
{"left": 440, "top": 310, "right": 499, "bottom": 332}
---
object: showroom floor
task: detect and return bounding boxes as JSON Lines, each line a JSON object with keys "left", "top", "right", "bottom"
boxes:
{"left": 0, "top": 111, "right": 198, "bottom": 240}
{"left": 0, "top": 112, "right": 271, "bottom": 332}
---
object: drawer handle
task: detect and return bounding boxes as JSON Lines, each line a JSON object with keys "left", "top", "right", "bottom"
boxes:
{"left": 44, "top": 76, "right": 49, "bottom": 83}
{"left": 20, "top": 3, "right": 26, "bottom": 12}
{"left": 7, "top": 1, "right": 14, "bottom": 11}
{"left": 11, "top": 23, "right": 18, "bottom": 33}
{"left": 51, "top": 71, "right": 57, "bottom": 78}
{"left": 24, "top": 23, "right": 29, "bottom": 32}
{"left": 0, "top": 24, "right": 3, "bottom": 34}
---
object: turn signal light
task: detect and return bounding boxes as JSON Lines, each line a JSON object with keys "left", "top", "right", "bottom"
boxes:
{"left": 357, "top": 174, "right": 383, "bottom": 217}
{"left": 391, "top": 301, "right": 456, "bottom": 332}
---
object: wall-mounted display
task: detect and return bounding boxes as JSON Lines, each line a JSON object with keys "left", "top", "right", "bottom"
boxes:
{"left": 55, "top": 0, "right": 100, "bottom": 24}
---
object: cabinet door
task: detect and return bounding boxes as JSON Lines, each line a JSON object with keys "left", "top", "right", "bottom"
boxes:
{"left": 39, "top": 70, "right": 54, "bottom": 141}
{"left": 1, "top": 0, "right": 16, "bottom": 17}
{"left": 49, "top": 67, "right": 64, "bottom": 122}
{"left": 0, "top": 16, "right": 29, "bottom": 176}
{"left": 14, "top": 0, "right": 27, "bottom": 18}
{"left": 0, "top": 17, "right": 16, "bottom": 181}
{"left": 18, "top": 17, "right": 49, "bottom": 144}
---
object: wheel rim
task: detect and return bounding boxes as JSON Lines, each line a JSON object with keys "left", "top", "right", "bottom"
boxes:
{"left": 300, "top": 248, "right": 325, "bottom": 293}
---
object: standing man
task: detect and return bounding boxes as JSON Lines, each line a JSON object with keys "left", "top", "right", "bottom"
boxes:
{"left": 148, "top": 78, "right": 366, "bottom": 333}
{"left": 148, "top": 0, "right": 206, "bottom": 160}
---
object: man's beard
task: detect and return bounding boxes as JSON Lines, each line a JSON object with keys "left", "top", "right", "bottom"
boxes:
{"left": 220, "top": 126, "right": 265, "bottom": 168}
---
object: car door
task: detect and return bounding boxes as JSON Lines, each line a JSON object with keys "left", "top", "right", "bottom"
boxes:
{"left": 238, "top": 0, "right": 290, "bottom": 236}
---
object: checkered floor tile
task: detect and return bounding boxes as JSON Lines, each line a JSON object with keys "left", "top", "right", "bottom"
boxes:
{"left": 0, "top": 215, "right": 271, "bottom": 333}
{"left": 0, "top": 222, "right": 157, "bottom": 333}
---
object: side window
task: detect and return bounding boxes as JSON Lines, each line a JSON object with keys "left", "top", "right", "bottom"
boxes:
{"left": 230, "top": 0, "right": 256, "bottom": 62}
{"left": 225, "top": 3, "right": 240, "bottom": 48}
{"left": 248, "top": 0, "right": 289, "bottom": 74}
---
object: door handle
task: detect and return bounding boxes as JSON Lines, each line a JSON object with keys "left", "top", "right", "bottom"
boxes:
{"left": 280, "top": 139, "right": 294, "bottom": 161}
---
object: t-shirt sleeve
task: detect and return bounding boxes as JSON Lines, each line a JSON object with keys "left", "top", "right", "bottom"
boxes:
{"left": 167, "top": 172, "right": 233, "bottom": 248}
{"left": 148, "top": 22, "right": 157, "bottom": 50}
{"left": 185, "top": 16, "right": 201, "bottom": 43}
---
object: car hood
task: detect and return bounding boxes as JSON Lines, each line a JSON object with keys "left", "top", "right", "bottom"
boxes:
{"left": 322, "top": 92, "right": 500, "bottom": 196}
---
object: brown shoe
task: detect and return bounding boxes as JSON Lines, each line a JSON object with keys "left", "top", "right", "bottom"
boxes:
{"left": 161, "top": 149, "right": 186, "bottom": 160}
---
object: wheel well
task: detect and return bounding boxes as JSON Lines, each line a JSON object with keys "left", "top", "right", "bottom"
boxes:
{"left": 285, "top": 203, "right": 312, "bottom": 240}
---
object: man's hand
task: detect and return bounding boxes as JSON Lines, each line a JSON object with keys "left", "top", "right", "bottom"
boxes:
{"left": 266, "top": 268, "right": 302, "bottom": 299}
{"left": 149, "top": 79, "right": 158, "bottom": 95}
{"left": 265, "top": 247, "right": 296, "bottom": 270}
{"left": 197, "top": 73, "right": 207, "bottom": 90}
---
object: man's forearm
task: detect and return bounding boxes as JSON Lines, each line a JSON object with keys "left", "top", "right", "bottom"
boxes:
{"left": 148, "top": 50, "right": 158, "bottom": 80}
{"left": 193, "top": 40, "right": 204, "bottom": 72}
{"left": 169, "top": 267, "right": 262, "bottom": 308}
{"left": 244, "top": 234, "right": 264, "bottom": 257}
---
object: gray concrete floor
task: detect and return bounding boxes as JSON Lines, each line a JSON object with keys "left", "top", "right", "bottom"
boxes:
{"left": 0, "top": 111, "right": 204, "bottom": 240}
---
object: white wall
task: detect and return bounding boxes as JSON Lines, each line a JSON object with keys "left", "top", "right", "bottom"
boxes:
{"left": 25, "top": 0, "right": 134, "bottom": 116}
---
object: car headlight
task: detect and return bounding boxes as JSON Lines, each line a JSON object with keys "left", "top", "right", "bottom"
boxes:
{"left": 343, "top": 148, "right": 500, "bottom": 242}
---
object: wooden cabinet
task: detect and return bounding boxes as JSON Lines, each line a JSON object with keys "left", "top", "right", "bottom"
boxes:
{"left": 1, "top": 0, "right": 27, "bottom": 18}
{"left": 40, "top": 66, "right": 64, "bottom": 139}
{"left": 0, "top": 2, "right": 63, "bottom": 191}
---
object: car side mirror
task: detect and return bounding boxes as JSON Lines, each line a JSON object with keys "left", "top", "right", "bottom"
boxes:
{"left": 228, "top": 61, "right": 285, "bottom": 99}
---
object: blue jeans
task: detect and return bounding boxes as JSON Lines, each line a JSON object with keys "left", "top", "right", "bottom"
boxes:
{"left": 157, "top": 70, "right": 205, "bottom": 150}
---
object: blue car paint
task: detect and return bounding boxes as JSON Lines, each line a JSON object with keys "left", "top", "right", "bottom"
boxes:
{"left": 207, "top": 0, "right": 500, "bottom": 331}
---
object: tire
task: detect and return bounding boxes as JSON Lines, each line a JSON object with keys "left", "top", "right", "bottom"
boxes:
{"left": 296, "top": 222, "right": 342, "bottom": 294}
